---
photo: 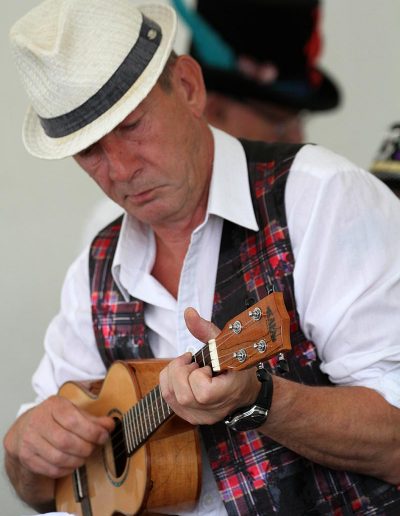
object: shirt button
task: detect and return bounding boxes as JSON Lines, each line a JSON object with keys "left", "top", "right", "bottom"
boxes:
{"left": 203, "top": 493, "right": 214, "bottom": 507}
{"left": 186, "top": 346, "right": 196, "bottom": 354}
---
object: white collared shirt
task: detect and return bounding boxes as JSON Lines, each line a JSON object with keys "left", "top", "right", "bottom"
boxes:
{"left": 22, "top": 128, "right": 400, "bottom": 515}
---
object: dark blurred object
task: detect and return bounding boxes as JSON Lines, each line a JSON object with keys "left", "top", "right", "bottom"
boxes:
{"left": 370, "top": 123, "right": 400, "bottom": 197}
{"left": 173, "top": 0, "right": 341, "bottom": 111}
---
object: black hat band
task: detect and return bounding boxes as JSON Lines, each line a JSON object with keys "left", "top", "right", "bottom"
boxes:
{"left": 38, "top": 15, "right": 162, "bottom": 139}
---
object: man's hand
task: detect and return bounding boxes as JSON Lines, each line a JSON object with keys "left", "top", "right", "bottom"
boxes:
{"left": 4, "top": 395, "right": 114, "bottom": 479}
{"left": 159, "top": 307, "right": 260, "bottom": 425}
{"left": 3, "top": 395, "right": 115, "bottom": 511}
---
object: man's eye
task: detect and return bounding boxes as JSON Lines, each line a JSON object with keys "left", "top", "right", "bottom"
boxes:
{"left": 124, "top": 124, "right": 137, "bottom": 132}
{"left": 122, "top": 119, "right": 141, "bottom": 132}
{"left": 78, "top": 144, "right": 96, "bottom": 157}
{"left": 75, "top": 143, "right": 102, "bottom": 167}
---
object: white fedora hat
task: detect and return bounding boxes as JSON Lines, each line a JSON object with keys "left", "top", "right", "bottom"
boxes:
{"left": 10, "top": 0, "right": 177, "bottom": 160}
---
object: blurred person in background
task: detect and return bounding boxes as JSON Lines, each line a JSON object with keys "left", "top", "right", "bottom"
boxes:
{"left": 179, "top": 0, "right": 340, "bottom": 143}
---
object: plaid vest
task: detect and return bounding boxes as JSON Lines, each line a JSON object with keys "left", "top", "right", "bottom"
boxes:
{"left": 89, "top": 140, "right": 400, "bottom": 515}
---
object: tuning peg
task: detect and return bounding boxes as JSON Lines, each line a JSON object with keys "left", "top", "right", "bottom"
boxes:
{"left": 248, "top": 307, "right": 262, "bottom": 321}
{"left": 229, "top": 321, "right": 242, "bottom": 334}
{"left": 277, "top": 352, "right": 289, "bottom": 375}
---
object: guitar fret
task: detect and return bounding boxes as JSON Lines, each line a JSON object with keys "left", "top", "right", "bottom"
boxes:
{"left": 131, "top": 409, "right": 137, "bottom": 452}
{"left": 158, "top": 385, "right": 166, "bottom": 420}
{"left": 122, "top": 413, "right": 132, "bottom": 455}
{"left": 148, "top": 391, "right": 154, "bottom": 428}
{"left": 144, "top": 395, "right": 152, "bottom": 434}
{"left": 153, "top": 389, "right": 159, "bottom": 425}
{"left": 151, "top": 389, "right": 160, "bottom": 426}
{"left": 141, "top": 399, "right": 149, "bottom": 438}
{"left": 128, "top": 408, "right": 137, "bottom": 450}
{"left": 132, "top": 407, "right": 140, "bottom": 448}
{"left": 136, "top": 403, "right": 145, "bottom": 444}
{"left": 201, "top": 347, "right": 206, "bottom": 367}
{"left": 150, "top": 392, "right": 157, "bottom": 429}
{"left": 130, "top": 409, "right": 137, "bottom": 451}
{"left": 193, "top": 343, "right": 211, "bottom": 369}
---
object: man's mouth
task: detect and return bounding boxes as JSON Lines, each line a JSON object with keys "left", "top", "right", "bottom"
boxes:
{"left": 124, "top": 187, "right": 157, "bottom": 204}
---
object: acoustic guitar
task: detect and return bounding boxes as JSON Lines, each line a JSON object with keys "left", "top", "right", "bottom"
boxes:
{"left": 56, "top": 292, "right": 291, "bottom": 515}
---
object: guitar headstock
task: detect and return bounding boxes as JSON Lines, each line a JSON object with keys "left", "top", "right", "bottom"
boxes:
{"left": 208, "top": 292, "right": 291, "bottom": 372}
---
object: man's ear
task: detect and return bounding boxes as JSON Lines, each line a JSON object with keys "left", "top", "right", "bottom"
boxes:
{"left": 172, "top": 55, "right": 207, "bottom": 118}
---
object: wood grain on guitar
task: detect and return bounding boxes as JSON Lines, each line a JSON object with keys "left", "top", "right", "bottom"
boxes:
{"left": 56, "top": 292, "right": 291, "bottom": 515}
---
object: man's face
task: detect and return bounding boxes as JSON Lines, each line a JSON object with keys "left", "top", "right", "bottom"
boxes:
{"left": 74, "top": 60, "right": 210, "bottom": 229}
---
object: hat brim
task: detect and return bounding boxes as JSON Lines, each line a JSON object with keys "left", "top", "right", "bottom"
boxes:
{"left": 22, "top": 4, "right": 176, "bottom": 160}
{"left": 201, "top": 65, "right": 341, "bottom": 112}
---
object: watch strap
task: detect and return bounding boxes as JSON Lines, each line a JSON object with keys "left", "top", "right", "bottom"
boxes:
{"left": 225, "top": 367, "right": 273, "bottom": 431}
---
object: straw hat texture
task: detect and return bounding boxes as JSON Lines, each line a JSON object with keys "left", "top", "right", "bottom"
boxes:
{"left": 10, "top": 0, "right": 177, "bottom": 159}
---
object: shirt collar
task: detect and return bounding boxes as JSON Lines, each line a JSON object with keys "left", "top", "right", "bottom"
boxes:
{"left": 112, "top": 127, "right": 259, "bottom": 300}
{"left": 208, "top": 126, "right": 259, "bottom": 231}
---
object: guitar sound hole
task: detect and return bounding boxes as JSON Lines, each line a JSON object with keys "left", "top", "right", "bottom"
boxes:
{"left": 110, "top": 417, "right": 127, "bottom": 478}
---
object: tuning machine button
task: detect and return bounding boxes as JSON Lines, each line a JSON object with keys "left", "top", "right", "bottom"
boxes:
{"left": 254, "top": 339, "right": 267, "bottom": 353}
{"left": 248, "top": 307, "right": 262, "bottom": 321}
{"left": 233, "top": 349, "right": 247, "bottom": 363}
{"left": 229, "top": 321, "right": 242, "bottom": 334}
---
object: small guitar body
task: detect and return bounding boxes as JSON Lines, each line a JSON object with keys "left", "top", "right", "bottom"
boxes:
{"left": 56, "top": 292, "right": 291, "bottom": 515}
{"left": 56, "top": 360, "right": 201, "bottom": 515}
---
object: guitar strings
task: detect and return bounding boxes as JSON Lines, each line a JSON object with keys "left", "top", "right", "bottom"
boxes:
{"left": 102, "top": 326, "right": 283, "bottom": 466}
{"left": 105, "top": 310, "right": 282, "bottom": 460}
{"left": 211, "top": 330, "right": 283, "bottom": 368}
{"left": 69, "top": 306, "right": 286, "bottom": 476}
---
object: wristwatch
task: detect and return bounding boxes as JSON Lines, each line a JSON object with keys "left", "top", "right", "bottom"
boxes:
{"left": 225, "top": 367, "right": 273, "bottom": 432}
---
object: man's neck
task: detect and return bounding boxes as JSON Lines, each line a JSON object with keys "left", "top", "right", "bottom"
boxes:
{"left": 151, "top": 232, "right": 190, "bottom": 299}
{"left": 151, "top": 124, "right": 214, "bottom": 298}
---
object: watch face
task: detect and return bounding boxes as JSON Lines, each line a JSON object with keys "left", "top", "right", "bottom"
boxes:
{"left": 226, "top": 369, "right": 273, "bottom": 432}
{"left": 231, "top": 417, "right": 265, "bottom": 432}
{"left": 226, "top": 406, "right": 269, "bottom": 431}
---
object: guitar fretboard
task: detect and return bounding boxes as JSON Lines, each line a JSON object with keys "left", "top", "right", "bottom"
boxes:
{"left": 123, "top": 344, "right": 212, "bottom": 455}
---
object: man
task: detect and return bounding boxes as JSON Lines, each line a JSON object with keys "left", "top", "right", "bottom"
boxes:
{"left": 4, "top": 1, "right": 400, "bottom": 515}
{"left": 80, "top": 0, "right": 341, "bottom": 243}
{"left": 174, "top": 0, "right": 340, "bottom": 143}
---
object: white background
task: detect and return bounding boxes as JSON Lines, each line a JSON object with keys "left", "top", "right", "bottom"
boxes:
{"left": 1, "top": 1, "right": 399, "bottom": 514}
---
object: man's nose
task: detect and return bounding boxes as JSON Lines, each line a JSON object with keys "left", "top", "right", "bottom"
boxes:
{"left": 101, "top": 133, "right": 140, "bottom": 182}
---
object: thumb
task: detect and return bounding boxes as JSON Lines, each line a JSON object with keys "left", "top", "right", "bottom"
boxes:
{"left": 184, "top": 307, "right": 220, "bottom": 343}
{"left": 87, "top": 413, "right": 115, "bottom": 433}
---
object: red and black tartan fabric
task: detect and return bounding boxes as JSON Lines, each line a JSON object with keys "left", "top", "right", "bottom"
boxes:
{"left": 89, "top": 140, "right": 400, "bottom": 515}
{"left": 89, "top": 217, "right": 153, "bottom": 366}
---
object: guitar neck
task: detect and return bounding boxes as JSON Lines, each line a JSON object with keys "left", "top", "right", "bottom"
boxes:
{"left": 122, "top": 345, "right": 211, "bottom": 456}
{"left": 122, "top": 292, "right": 291, "bottom": 455}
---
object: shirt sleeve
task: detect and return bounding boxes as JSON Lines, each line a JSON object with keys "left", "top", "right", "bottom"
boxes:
{"left": 285, "top": 144, "right": 400, "bottom": 408}
{"left": 19, "top": 246, "right": 107, "bottom": 415}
